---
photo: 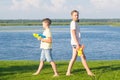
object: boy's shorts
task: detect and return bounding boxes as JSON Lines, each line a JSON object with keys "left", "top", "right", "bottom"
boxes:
{"left": 40, "top": 49, "right": 53, "bottom": 62}
{"left": 72, "top": 45, "right": 77, "bottom": 49}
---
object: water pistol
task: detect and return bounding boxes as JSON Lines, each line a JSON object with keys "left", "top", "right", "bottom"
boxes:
{"left": 33, "top": 33, "right": 46, "bottom": 39}
{"left": 77, "top": 45, "right": 85, "bottom": 56}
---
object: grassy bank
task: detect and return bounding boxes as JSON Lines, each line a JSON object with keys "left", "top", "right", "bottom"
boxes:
{"left": 0, "top": 60, "right": 120, "bottom": 80}
{"left": 0, "top": 22, "right": 120, "bottom": 26}
{"left": 1, "top": 19, "right": 120, "bottom": 26}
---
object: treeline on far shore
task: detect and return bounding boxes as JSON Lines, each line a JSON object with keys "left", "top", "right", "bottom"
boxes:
{"left": 0, "top": 19, "right": 120, "bottom": 26}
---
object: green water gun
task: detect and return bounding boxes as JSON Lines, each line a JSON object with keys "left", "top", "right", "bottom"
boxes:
{"left": 77, "top": 45, "right": 85, "bottom": 56}
{"left": 33, "top": 33, "right": 46, "bottom": 39}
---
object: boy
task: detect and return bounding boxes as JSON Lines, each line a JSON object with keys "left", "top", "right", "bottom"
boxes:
{"left": 33, "top": 18, "right": 59, "bottom": 77}
{"left": 66, "top": 10, "right": 95, "bottom": 76}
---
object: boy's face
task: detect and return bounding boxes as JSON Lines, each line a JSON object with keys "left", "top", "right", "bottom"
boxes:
{"left": 71, "top": 12, "right": 79, "bottom": 21}
{"left": 42, "top": 21, "right": 49, "bottom": 29}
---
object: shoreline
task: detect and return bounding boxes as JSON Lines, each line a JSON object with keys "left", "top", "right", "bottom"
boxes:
{"left": 1, "top": 59, "right": 120, "bottom": 62}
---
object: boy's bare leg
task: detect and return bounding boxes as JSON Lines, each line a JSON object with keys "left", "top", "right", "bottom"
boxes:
{"left": 50, "top": 61, "right": 59, "bottom": 77}
{"left": 33, "top": 61, "right": 44, "bottom": 75}
{"left": 80, "top": 52, "right": 95, "bottom": 76}
{"left": 66, "top": 48, "right": 77, "bottom": 76}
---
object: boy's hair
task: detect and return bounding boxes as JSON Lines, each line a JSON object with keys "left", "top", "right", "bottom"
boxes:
{"left": 42, "top": 18, "right": 52, "bottom": 25}
{"left": 71, "top": 10, "right": 79, "bottom": 15}
{"left": 71, "top": 10, "right": 79, "bottom": 22}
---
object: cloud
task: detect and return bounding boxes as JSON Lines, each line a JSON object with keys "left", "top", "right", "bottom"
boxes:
{"left": 51, "top": 0, "right": 66, "bottom": 7}
{"left": 90, "top": 0, "right": 120, "bottom": 10}
{"left": 9, "top": 0, "right": 85, "bottom": 19}
{"left": 37, "top": 0, "right": 66, "bottom": 13}
{"left": 10, "top": 0, "right": 84, "bottom": 12}
{"left": 2, "top": 0, "right": 119, "bottom": 19}
{"left": 10, "top": 0, "right": 41, "bottom": 10}
{"left": 87, "top": 0, "right": 120, "bottom": 18}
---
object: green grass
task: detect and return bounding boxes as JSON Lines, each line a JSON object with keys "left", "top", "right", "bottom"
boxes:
{"left": 0, "top": 60, "right": 120, "bottom": 80}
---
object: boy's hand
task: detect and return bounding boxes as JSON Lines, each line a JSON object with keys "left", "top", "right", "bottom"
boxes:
{"left": 76, "top": 44, "right": 80, "bottom": 50}
{"left": 81, "top": 45, "right": 85, "bottom": 49}
{"left": 37, "top": 37, "right": 42, "bottom": 40}
{"left": 76, "top": 44, "right": 84, "bottom": 50}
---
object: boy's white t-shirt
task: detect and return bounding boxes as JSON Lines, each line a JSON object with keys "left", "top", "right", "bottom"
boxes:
{"left": 70, "top": 21, "right": 81, "bottom": 45}
{"left": 40, "top": 28, "right": 52, "bottom": 49}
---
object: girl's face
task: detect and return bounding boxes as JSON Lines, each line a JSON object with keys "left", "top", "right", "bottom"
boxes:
{"left": 71, "top": 12, "right": 79, "bottom": 21}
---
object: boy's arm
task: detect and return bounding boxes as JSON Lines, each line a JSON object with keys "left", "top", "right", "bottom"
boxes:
{"left": 38, "top": 37, "right": 52, "bottom": 43}
{"left": 71, "top": 29, "right": 80, "bottom": 49}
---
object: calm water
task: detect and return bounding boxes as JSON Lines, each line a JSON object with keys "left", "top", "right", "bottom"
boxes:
{"left": 0, "top": 25, "right": 120, "bottom": 60}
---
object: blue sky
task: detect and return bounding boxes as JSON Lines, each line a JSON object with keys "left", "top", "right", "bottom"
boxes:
{"left": 0, "top": 0, "right": 120, "bottom": 19}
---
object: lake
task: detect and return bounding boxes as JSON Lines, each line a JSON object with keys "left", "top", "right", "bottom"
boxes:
{"left": 0, "top": 25, "right": 120, "bottom": 61}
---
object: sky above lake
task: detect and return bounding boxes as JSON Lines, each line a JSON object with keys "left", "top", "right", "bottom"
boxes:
{"left": 0, "top": 0, "right": 120, "bottom": 19}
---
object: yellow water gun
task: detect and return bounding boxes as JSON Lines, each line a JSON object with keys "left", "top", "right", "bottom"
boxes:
{"left": 77, "top": 45, "right": 85, "bottom": 56}
{"left": 33, "top": 33, "right": 46, "bottom": 39}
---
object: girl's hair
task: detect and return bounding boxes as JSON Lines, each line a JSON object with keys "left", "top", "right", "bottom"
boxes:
{"left": 71, "top": 10, "right": 79, "bottom": 15}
